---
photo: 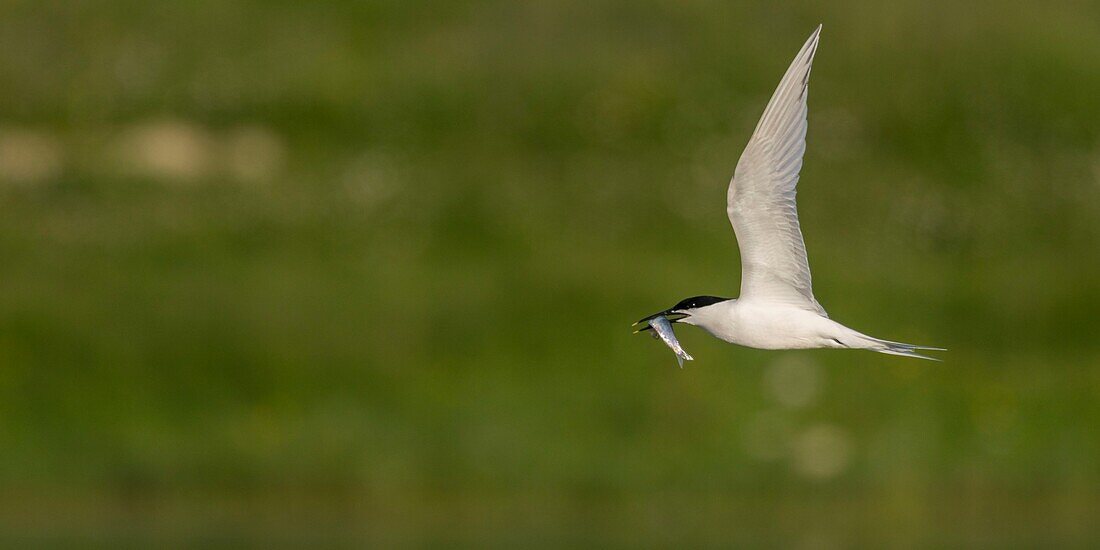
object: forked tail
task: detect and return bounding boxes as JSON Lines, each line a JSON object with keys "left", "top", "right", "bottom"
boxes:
{"left": 858, "top": 335, "right": 946, "bottom": 361}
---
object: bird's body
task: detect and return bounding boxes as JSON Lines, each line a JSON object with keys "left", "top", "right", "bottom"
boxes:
{"left": 634, "top": 25, "right": 943, "bottom": 362}
{"left": 683, "top": 300, "right": 839, "bottom": 350}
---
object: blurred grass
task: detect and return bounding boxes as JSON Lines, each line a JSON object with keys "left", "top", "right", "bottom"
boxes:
{"left": 0, "top": 0, "right": 1098, "bottom": 545}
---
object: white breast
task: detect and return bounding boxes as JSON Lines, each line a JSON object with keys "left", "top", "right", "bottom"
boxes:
{"left": 687, "top": 300, "right": 835, "bottom": 350}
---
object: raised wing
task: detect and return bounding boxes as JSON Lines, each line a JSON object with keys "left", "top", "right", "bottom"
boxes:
{"left": 727, "top": 25, "right": 826, "bottom": 315}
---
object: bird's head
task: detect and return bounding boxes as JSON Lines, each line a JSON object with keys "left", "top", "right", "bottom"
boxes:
{"left": 633, "top": 295, "right": 730, "bottom": 332}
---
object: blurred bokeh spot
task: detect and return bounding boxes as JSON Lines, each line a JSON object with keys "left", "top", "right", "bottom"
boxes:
{"left": 0, "top": 128, "right": 63, "bottom": 185}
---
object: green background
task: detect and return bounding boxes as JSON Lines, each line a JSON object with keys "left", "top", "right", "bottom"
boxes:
{"left": 0, "top": 0, "right": 1097, "bottom": 545}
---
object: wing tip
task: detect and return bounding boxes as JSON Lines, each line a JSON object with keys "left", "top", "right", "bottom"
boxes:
{"left": 799, "top": 25, "right": 823, "bottom": 96}
{"left": 806, "top": 24, "right": 822, "bottom": 46}
{"left": 806, "top": 25, "right": 822, "bottom": 54}
{"left": 807, "top": 24, "right": 822, "bottom": 60}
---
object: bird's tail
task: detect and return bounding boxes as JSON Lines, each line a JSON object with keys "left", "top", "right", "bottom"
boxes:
{"left": 850, "top": 333, "right": 946, "bottom": 361}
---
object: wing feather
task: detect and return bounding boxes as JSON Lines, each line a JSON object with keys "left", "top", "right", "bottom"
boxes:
{"left": 727, "top": 25, "right": 825, "bottom": 315}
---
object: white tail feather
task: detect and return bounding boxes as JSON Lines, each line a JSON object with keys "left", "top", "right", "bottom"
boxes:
{"left": 848, "top": 333, "right": 945, "bottom": 361}
{"left": 836, "top": 330, "right": 950, "bottom": 360}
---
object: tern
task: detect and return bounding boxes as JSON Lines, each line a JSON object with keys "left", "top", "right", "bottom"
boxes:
{"left": 635, "top": 25, "right": 943, "bottom": 361}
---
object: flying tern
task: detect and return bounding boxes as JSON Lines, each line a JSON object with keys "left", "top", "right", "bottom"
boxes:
{"left": 634, "top": 25, "right": 943, "bottom": 361}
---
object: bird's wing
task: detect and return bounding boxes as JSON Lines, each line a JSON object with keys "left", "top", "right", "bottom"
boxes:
{"left": 727, "top": 25, "right": 826, "bottom": 315}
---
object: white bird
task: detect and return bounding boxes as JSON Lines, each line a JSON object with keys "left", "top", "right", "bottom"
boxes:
{"left": 635, "top": 25, "right": 943, "bottom": 361}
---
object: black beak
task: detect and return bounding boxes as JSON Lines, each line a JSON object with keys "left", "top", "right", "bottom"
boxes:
{"left": 632, "top": 309, "right": 689, "bottom": 333}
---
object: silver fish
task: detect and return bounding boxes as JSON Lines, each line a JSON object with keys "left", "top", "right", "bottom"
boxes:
{"left": 642, "top": 315, "right": 694, "bottom": 368}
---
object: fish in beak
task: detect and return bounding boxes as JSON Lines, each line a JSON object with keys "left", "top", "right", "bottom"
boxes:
{"left": 632, "top": 309, "right": 689, "bottom": 333}
{"left": 633, "top": 312, "right": 694, "bottom": 367}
